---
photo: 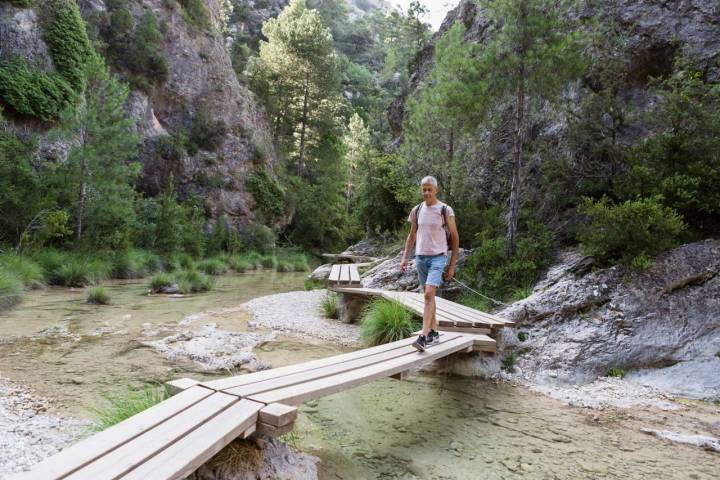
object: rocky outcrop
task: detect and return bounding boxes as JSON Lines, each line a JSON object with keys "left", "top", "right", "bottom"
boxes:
{"left": 497, "top": 240, "right": 720, "bottom": 401}
{"left": 389, "top": 0, "right": 720, "bottom": 135}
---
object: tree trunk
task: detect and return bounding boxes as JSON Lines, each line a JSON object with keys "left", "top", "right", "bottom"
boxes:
{"left": 506, "top": 70, "right": 525, "bottom": 259}
{"left": 297, "top": 74, "right": 310, "bottom": 177}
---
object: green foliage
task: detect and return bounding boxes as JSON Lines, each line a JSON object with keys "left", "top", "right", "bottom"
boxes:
{"left": 606, "top": 366, "right": 625, "bottom": 378}
{"left": 110, "top": 249, "right": 162, "bottom": 279}
{"left": 319, "top": 292, "right": 338, "bottom": 319}
{"left": 304, "top": 278, "right": 324, "bottom": 290}
{"left": 275, "top": 260, "right": 294, "bottom": 272}
{"left": 188, "top": 106, "right": 227, "bottom": 155}
{"left": 0, "top": 268, "right": 23, "bottom": 311}
{"left": 616, "top": 65, "right": 720, "bottom": 236}
{"left": 0, "top": 59, "right": 75, "bottom": 121}
{"left": 238, "top": 223, "right": 276, "bottom": 254}
{"left": 501, "top": 352, "right": 518, "bottom": 372}
{"left": 196, "top": 258, "right": 228, "bottom": 275}
{"left": 246, "top": 170, "right": 285, "bottom": 222}
{"left": 176, "top": 269, "right": 214, "bottom": 293}
{"left": 86, "top": 285, "right": 110, "bottom": 304}
{"left": 462, "top": 210, "right": 554, "bottom": 299}
{"left": 577, "top": 196, "right": 686, "bottom": 266}
{"left": 143, "top": 183, "right": 206, "bottom": 257}
{"left": 0, "top": 254, "right": 44, "bottom": 288}
{"left": 149, "top": 272, "right": 175, "bottom": 292}
{"left": 517, "top": 331, "right": 528, "bottom": 342}
{"left": 227, "top": 256, "right": 253, "bottom": 273}
{"left": 178, "top": 0, "right": 211, "bottom": 30}
{"left": 360, "top": 299, "right": 419, "bottom": 346}
{"left": 91, "top": 384, "right": 170, "bottom": 431}
{"left": 53, "top": 256, "right": 110, "bottom": 287}
{"left": 457, "top": 293, "right": 494, "bottom": 313}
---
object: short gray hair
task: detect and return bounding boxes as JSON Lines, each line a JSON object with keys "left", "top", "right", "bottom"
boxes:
{"left": 420, "top": 175, "right": 437, "bottom": 187}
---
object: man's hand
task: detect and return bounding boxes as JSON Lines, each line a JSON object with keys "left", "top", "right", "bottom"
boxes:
{"left": 443, "top": 265, "right": 455, "bottom": 281}
{"left": 400, "top": 257, "right": 408, "bottom": 273}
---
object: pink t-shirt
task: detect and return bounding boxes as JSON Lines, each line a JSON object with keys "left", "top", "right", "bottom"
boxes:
{"left": 408, "top": 202, "right": 455, "bottom": 255}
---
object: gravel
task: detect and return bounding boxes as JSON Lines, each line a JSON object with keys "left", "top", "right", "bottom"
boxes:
{"left": 0, "top": 377, "right": 88, "bottom": 479}
{"left": 243, "top": 290, "right": 361, "bottom": 346}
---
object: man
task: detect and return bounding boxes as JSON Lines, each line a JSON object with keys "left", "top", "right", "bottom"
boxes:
{"left": 400, "top": 176, "right": 460, "bottom": 352}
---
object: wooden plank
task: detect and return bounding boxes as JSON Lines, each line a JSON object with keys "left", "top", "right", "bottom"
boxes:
{"left": 349, "top": 265, "right": 361, "bottom": 284}
{"left": 398, "top": 295, "right": 484, "bottom": 328}
{"left": 339, "top": 264, "right": 350, "bottom": 283}
{"left": 224, "top": 334, "right": 461, "bottom": 397}
{"left": 203, "top": 336, "right": 422, "bottom": 391}
{"left": 66, "top": 392, "right": 238, "bottom": 480}
{"left": 436, "top": 326, "right": 492, "bottom": 335}
{"left": 166, "top": 378, "right": 199, "bottom": 395}
{"left": 247, "top": 335, "right": 474, "bottom": 405}
{"left": 13, "top": 386, "right": 215, "bottom": 480}
{"left": 328, "top": 264, "right": 341, "bottom": 282}
{"left": 256, "top": 421, "right": 295, "bottom": 438}
{"left": 433, "top": 296, "right": 513, "bottom": 327}
{"left": 120, "top": 399, "right": 263, "bottom": 480}
{"left": 390, "top": 370, "right": 409, "bottom": 380}
{"left": 258, "top": 403, "right": 298, "bottom": 427}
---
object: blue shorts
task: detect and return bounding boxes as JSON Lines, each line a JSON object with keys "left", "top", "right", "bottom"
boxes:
{"left": 415, "top": 254, "right": 447, "bottom": 288}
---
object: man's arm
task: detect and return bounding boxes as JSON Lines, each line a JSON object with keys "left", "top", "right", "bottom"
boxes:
{"left": 400, "top": 221, "right": 417, "bottom": 273}
{"left": 444, "top": 216, "right": 460, "bottom": 280}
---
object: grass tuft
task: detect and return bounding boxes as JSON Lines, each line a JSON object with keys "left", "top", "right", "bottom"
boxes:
{"left": 149, "top": 273, "right": 175, "bottom": 293}
{"left": 0, "top": 253, "right": 44, "bottom": 288}
{"left": 360, "top": 299, "right": 419, "bottom": 346}
{"left": 196, "top": 258, "right": 228, "bottom": 275}
{"left": 319, "top": 292, "right": 338, "bottom": 319}
{"left": 176, "top": 269, "right": 213, "bottom": 293}
{"left": 86, "top": 286, "right": 110, "bottom": 305}
{"left": 0, "top": 269, "right": 23, "bottom": 311}
{"left": 91, "top": 384, "right": 170, "bottom": 431}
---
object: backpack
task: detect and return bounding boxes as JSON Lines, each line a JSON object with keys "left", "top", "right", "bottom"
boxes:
{"left": 411, "top": 202, "right": 451, "bottom": 251}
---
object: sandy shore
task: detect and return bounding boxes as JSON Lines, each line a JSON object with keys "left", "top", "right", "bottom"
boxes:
{"left": 242, "top": 289, "right": 361, "bottom": 346}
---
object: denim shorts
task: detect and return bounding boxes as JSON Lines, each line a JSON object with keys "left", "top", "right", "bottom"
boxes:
{"left": 415, "top": 254, "right": 447, "bottom": 288}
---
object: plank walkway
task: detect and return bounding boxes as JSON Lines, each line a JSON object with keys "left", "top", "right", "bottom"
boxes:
{"left": 14, "top": 286, "right": 510, "bottom": 480}
{"left": 331, "top": 286, "right": 514, "bottom": 335}
{"left": 327, "top": 263, "right": 362, "bottom": 288}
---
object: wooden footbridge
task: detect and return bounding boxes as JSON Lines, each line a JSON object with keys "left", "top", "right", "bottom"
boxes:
{"left": 14, "top": 271, "right": 511, "bottom": 480}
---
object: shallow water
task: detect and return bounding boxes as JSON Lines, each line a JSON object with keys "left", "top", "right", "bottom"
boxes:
{"left": 298, "top": 377, "right": 719, "bottom": 480}
{"left": 0, "top": 272, "right": 346, "bottom": 415}
{"left": 1, "top": 275, "right": 718, "bottom": 479}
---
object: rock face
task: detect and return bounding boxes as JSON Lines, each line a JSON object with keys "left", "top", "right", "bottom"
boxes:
{"left": 389, "top": 0, "right": 720, "bottom": 135}
{"left": 498, "top": 240, "right": 720, "bottom": 401}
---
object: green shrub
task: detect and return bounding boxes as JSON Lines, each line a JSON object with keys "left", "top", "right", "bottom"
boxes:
{"left": 577, "top": 195, "right": 686, "bottom": 266}
{"left": 0, "top": 59, "right": 75, "bottom": 121}
{"left": 33, "top": 249, "right": 67, "bottom": 282}
{"left": 511, "top": 286, "right": 533, "bottom": 301}
{"left": 188, "top": 106, "right": 226, "bottom": 155}
{"left": 196, "top": 258, "right": 228, "bottom": 275}
{"left": 246, "top": 169, "right": 285, "bottom": 221}
{"left": 239, "top": 223, "right": 276, "bottom": 254}
{"left": 304, "top": 278, "right": 324, "bottom": 290}
{"left": 457, "top": 293, "right": 494, "bottom": 313}
{"left": 461, "top": 215, "right": 553, "bottom": 300}
{"left": 54, "top": 257, "right": 109, "bottom": 287}
{"left": 319, "top": 292, "right": 338, "bottom": 319}
{"left": 360, "top": 299, "right": 419, "bottom": 346}
{"left": 176, "top": 269, "right": 213, "bottom": 293}
{"left": 0, "top": 254, "right": 44, "bottom": 288}
{"left": 260, "top": 256, "right": 277, "bottom": 269}
{"left": 606, "top": 366, "right": 625, "bottom": 378}
{"left": 0, "top": 268, "right": 23, "bottom": 311}
{"left": 110, "top": 249, "right": 149, "bottom": 279}
{"left": 178, "top": 0, "right": 211, "bottom": 30}
{"left": 86, "top": 286, "right": 110, "bottom": 304}
{"left": 517, "top": 331, "right": 528, "bottom": 342}
{"left": 275, "top": 260, "right": 294, "bottom": 272}
{"left": 149, "top": 273, "right": 175, "bottom": 292}
{"left": 91, "top": 384, "right": 170, "bottom": 431}
{"left": 501, "top": 352, "right": 518, "bottom": 372}
{"left": 227, "top": 256, "right": 253, "bottom": 273}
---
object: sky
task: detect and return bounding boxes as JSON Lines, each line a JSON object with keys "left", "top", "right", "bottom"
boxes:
{"left": 391, "top": 0, "right": 456, "bottom": 31}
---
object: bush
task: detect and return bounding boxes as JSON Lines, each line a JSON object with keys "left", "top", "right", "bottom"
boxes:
{"left": 260, "top": 256, "right": 277, "bottom": 269}
{"left": 188, "top": 106, "right": 226, "bottom": 155}
{"left": 227, "top": 256, "right": 253, "bottom": 273}
{"left": 457, "top": 293, "right": 494, "bottom": 313}
{"left": 0, "top": 254, "right": 44, "bottom": 288}
{"left": 246, "top": 169, "right": 285, "bottom": 222}
{"left": 239, "top": 223, "right": 276, "bottom": 254}
{"left": 196, "top": 258, "right": 228, "bottom": 275}
{"left": 178, "top": 0, "right": 211, "bottom": 30}
{"left": 176, "top": 269, "right": 213, "bottom": 293}
{"left": 275, "top": 260, "right": 294, "bottom": 272}
{"left": 360, "top": 299, "right": 419, "bottom": 346}
{"left": 0, "top": 268, "right": 23, "bottom": 311}
{"left": 87, "top": 286, "right": 110, "bottom": 304}
{"left": 501, "top": 352, "right": 518, "bottom": 372}
{"left": 304, "top": 278, "right": 324, "bottom": 290}
{"left": 149, "top": 273, "right": 175, "bottom": 292}
{"left": 461, "top": 215, "right": 553, "bottom": 300}
{"left": 54, "top": 257, "right": 109, "bottom": 287}
{"left": 606, "top": 366, "right": 625, "bottom": 378}
{"left": 319, "top": 292, "right": 338, "bottom": 319}
{"left": 91, "top": 384, "right": 170, "bottom": 431}
{"left": 110, "top": 249, "right": 150, "bottom": 279}
{"left": 577, "top": 195, "right": 686, "bottom": 266}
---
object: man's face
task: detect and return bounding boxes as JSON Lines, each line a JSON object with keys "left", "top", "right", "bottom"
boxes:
{"left": 421, "top": 183, "right": 437, "bottom": 202}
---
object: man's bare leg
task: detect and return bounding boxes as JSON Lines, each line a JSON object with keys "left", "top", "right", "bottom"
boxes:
{"left": 422, "top": 285, "right": 437, "bottom": 336}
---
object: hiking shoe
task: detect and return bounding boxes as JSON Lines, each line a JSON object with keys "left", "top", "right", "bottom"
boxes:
{"left": 412, "top": 334, "right": 426, "bottom": 352}
{"left": 428, "top": 330, "right": 440, "bottom": 345}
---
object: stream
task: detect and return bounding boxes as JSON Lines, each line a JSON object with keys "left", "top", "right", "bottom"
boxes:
{"left": 0, "top": 273, "right": 717, "bottom": 480}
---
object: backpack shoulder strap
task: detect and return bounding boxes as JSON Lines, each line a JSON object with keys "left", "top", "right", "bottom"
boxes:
{"left": 441, "top": 204, "right": 448, "bottom": 227}
{"left": 412, "top": 202, "right": 423, "bottom": 227}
